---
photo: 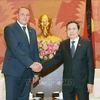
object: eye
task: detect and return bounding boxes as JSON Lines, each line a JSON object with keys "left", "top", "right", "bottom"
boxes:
{"left": 21, "top": 13, "right": 24, "bottom": 16}
{"left": 26, "top": 14, "right": 30, "bottom": 17}
{"left": 73, "top": 28, "right": 76, "bottom": 30}
{"left": 68, "top": 28, "right": 71, "bottom": 30}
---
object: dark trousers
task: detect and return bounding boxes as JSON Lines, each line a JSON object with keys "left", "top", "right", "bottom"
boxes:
{"left": 4, "top": 69, "right": 33, "bottom": 100}
{"left": 63, "top": 86, "right": 89, "bottom": 100}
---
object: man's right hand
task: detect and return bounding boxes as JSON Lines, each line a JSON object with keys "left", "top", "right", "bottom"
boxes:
{"left": 30, "top": 62, "right": 42, "bottom": 72}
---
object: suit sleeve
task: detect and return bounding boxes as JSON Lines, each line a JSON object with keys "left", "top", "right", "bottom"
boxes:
{"left": 87, "top": 40, "right": 95, "bottom": 84}
{"left": 42, "top": 43, "right": 63, "bottom": 72}
{"left": 4, "top": 26, "right": 34, "bottom": 68}
{"left": 32, "top": 32, "right": 40, "bottom": 75}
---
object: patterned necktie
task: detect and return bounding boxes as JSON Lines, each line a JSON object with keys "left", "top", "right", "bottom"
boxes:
{"left": 71, "top": 41, "right": 75, "bottom": 58}
{"left": 22, "top": 26, "right": 29, "bottom": 43}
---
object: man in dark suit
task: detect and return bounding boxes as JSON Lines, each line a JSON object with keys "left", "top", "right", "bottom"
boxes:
{"left": 43, "top": 21, "right": 94, "bottom": 100}
{"left": 2, "top": 7, "right": 42, "bottom": 100}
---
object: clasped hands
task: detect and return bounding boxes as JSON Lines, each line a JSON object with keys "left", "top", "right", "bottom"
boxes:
{"left": 30, "top": 62, "right": 42, "bottom": 72}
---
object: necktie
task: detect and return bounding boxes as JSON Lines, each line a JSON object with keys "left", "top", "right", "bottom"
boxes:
{"left": 22, "top": 26, "right": 29, "bottom": 43}
{"left": 71, "top": 41, "right": 75, "bottom": 58}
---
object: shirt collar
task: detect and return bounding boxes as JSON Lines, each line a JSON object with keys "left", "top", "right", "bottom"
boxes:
{"left": 17, "top": 21, "right": 27, "bottom": 28}
{"left": 70, "top": 36, "right": 79, "bottom": 43}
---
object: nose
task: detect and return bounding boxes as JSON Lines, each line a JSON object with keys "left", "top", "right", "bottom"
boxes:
{"left": 24, "top": 15, "right": 27, "bottom": 19}
{"left": 70, "top": 29, "right": 74, "bottom": 32}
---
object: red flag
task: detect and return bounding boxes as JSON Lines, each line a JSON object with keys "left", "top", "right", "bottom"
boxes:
{"left": 83, "top": 0, "right": 96, "bottom": 67}
{"left": 83, "top": 11, "right": 88, "bottom": 38}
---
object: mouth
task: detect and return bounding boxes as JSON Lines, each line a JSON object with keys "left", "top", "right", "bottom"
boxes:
{"left": 70, "top": 34, "right": 74, "bottom": 36}
{"left": 23, "top": 20, "right": 27, "bottom": 22}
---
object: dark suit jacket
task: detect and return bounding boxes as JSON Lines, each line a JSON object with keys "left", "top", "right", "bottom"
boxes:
{"left": 43, "top": 37, "right": 94, "bottom": 88}
{"left": 2, "top": 21, "right": 40, "bottom": 77}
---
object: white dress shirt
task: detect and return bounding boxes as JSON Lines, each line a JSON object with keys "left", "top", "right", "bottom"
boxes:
{"left": 17, "top": 21, "right": 30, "bottom": 43}
{"left": 70, "top": 37, "right": 79, "bottom": 51}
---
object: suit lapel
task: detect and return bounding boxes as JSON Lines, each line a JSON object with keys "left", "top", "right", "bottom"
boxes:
{"left": 15, "top": 22, "right": 25, "bottom": 37}
{"left": 27, "top": 26, "right": 36, "bottom": 51}
{"left": 66, "top": 39, "right": 72, "bottom": 59}
{"left": 15, "top": 22, "right": 30, "bottom": 46}
{"left": 73, "top": 37, "right": 83, "bottom": 59}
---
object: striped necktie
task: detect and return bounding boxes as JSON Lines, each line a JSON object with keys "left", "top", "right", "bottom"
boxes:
{"left": 22, "top": 26, "right": 29, "bottom": 43}
{"left": 71, "top": 41, "right": 75, "bottom": 58}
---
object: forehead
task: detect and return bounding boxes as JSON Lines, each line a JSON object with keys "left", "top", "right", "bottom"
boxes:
{"left": 68, "top": 23, "right": 77, "bottom": 28}
{"left": 19, "top": 8, "right": 30, "bottom": 13}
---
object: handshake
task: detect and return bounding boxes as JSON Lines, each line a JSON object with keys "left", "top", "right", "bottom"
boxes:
{"left": 30, "top": 62, "right": 43, "bottom": 72}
